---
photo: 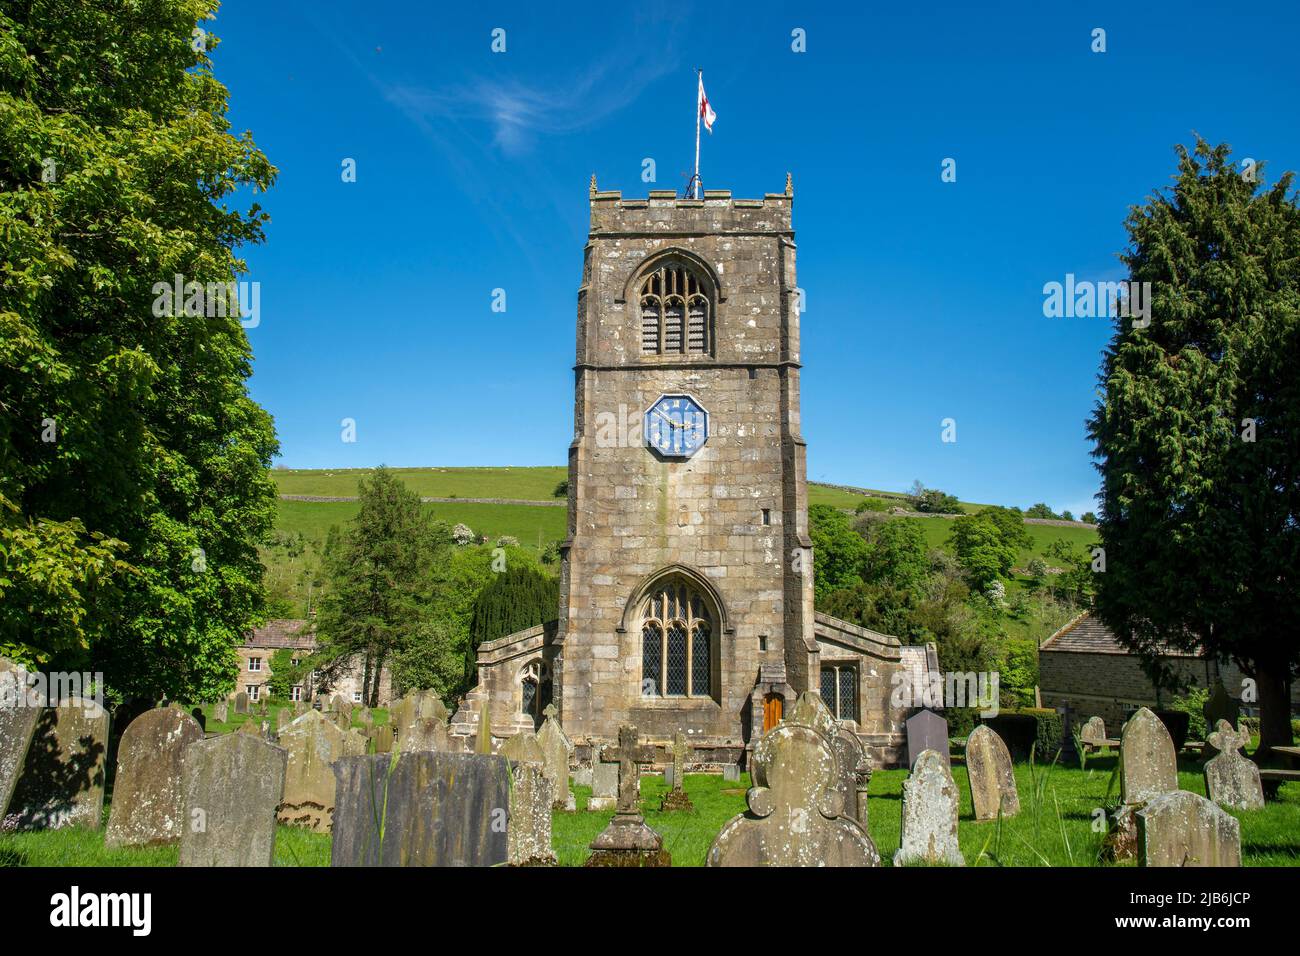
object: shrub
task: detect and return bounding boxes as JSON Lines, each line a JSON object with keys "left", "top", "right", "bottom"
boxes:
{"left": 1168, "top": 687, "right": 1210, "bottom": 740}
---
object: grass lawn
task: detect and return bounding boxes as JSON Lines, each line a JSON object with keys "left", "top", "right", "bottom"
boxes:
{"left": 5, "top": 755, "right": 1295, "bottom": 867}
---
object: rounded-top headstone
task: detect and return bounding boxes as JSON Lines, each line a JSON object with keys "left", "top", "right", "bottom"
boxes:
{"left": 105, "top": 707, "right": 204, "bottom": 847}
{"left": 1120, "top": 707, "right": 1178, "bottom": 805}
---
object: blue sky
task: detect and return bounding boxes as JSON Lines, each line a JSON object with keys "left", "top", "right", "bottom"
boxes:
{"left": 213, "top": 1, "right": 1300, "bottom": 516}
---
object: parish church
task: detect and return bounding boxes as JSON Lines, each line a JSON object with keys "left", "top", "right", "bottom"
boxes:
{"left": 449, "top": 177, "right": 932, "bottom": 769}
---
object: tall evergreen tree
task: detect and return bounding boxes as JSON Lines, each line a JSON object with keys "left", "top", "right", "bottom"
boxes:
{"left": 465, "top": 566, "right": 558, "bottom": 681}
{"left": 0, "top": 2, "right": 278, "bottom": 699}
{"left": 1089, "top": 138, "right": 1300, "bottom": 754}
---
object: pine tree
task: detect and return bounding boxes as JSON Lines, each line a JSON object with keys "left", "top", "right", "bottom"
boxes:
{"left": 465, "top": 566, "right": 558, "bottom": 680}
{"left": 1089, "top": 138, "right": 1300, "bottom": 754}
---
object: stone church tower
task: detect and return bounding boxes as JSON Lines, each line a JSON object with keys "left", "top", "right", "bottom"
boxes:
{"left": 451, "top": 179, "right": 926, "bottom": 768}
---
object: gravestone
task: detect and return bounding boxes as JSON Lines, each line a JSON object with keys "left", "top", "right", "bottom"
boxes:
{"left": 0, "top": 660, "right": 41, "bottom": 822}
{"left": 238, "top": 717, "right": 263, "bottom": 736}
{"left": 788, "top": 691, "right": 871, "bottom": 824}
{"left": 367, "top": 722, "right": 394, "bottom": 754}
{"left": 1120, "top": 707, "right": 1178, "bottom": 805}
{"left": 293, "top": 700, "right": 305, "bottom": 716}
{"left": 573, "top": 766, "right": 592, "bottom": 788}
{"left": 278, "top": 710, "right": 368, "bottom": 832}
{"left": 358, "top": 708, "right": 374, "bottom": 729}
{"left": 1138, "top": 790, "right": 1241, "bottom": 867}
{"left": 894, "top": 749, "right": 964, "bottom": 866}
{"left": 1203, "top": 721, "right": 1263, "bottom": 811}
{"left": 105, "top": 707, "right": 204, "bottom": 847}
{"left": 179, "top": 734, "right": 286, "bottom": 866}
{"left": 660, "top": 730, "right": 694, "bottom": 811}
{"left": 501, "top": 730, "right": 546, "bottom": 766}
{"left": 965, "top": 725, "right": 1020, "bottom": 821}
{"left": 398, "top": 717, "right": 450, "bottom": 753}
{"left": 707, "top": 722, "right": 879, "bottom": 867}
{"left": 275, "top": 708, "right": 290, "bottom": 733}
{"left": 906, "top": 709, "right": 950, "bottom": 769}
{"left": 722, "top": 764, "right": 740, "bottom": 782}
{"left": 234, "top": 692, "right": 249, "bottom": 715}
{"left": 1202, "top": 680, "right": 1240, "bottom": 737}
{"left": 506, "top": 758, "right": 555, "bottom": 866}
{"left": 7, "top": 697, "right": 109, "bottom": 831}
{"left": 536, "top": 704, "right": 575, "bottom": 811}
{"left": 190, "top": 707, "right": 207, "bottom": 733}
{"left": 214, "top": 699, "right": 229, "bottom": 723}
{"left": 1080, "top": 716, "right": 1107, "bottom": 747}
{"left": 476, "top": 700, "right": 492, "bottom": 754}
{"left": 588, "top": 759, "right": 618, "bottom": 812}
{"left": 331, "top": 752, "right": 510, "bottom": 866}
{"left": 586, "top": 725, "right": 669, "bottom": 866}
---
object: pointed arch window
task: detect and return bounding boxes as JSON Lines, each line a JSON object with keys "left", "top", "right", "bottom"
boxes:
{"left": 639, "top": 262, "right": 713, "bottom": 356}
{"left": 640, "top": 579, "right": 714, "bottom": 698}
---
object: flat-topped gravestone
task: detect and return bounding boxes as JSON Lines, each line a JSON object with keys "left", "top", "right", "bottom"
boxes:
{"left": 586, "top": 725, "right": 669, "bottom": 866}
{"left": 966, "top": 725, "right": 1020, "bottom": 821}
{"left": 1138, "top": 790, "right": 1241, "bottom": 867}
{"left": 213, "top": 699, "right": 228, "bottom": 724}
{"left": 1121, "top": 707, "right": 1178, "bottom": 805}
{"left": 1203, "top": 721, "right": 1263, "bottom": 811}
{"left": 788, "top": 691, "right": 871, "bottom": 823}
{"left": 7, "top": 697, "right": 109, "bottom": 831}
{"left": 105, "top": 707, "right": 204, "bottom": 847}
{"left": 536, "top": 705, "right": 575, "bottom": 811}
{"left": 707, "top": 722, "right": 879, "bottom": 867}
{"left": 906, "top": 709, "right": 950, "bottom": 769}
{"left": 179, "top": 734, "right": 286, "bottom": 867}
{"left": 278, "top": 710, "right": 368, "bottom": 832}
{"left": 508, "top": 760, "right": 555, "bottom": 866}
{"left": 660, "top": 730, "right": 694, "bottom": 812}
{"left": 0, "top": 660, "right": 41, "bottom": 822}
{"left": 588, "top": 758, "right": 618, "bottom": 812}
{"left": 722, "top": 764, "right": 740, "bottom": 782}
{"left": 331, "top": 752, "right": 510, "bottom": 867}
{"left": 573, "top": 766, "right": 592, "bottom": 788}
{"left": 234, "top": 692, "right": 249, "bottom": 715}
{"left": 895, "top": 749, "right": 964, "bottom": 866}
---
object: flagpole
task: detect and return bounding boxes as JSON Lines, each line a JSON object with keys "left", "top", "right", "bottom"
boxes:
{"left": 693, "top": 68, "right": 702, "bottom": 199}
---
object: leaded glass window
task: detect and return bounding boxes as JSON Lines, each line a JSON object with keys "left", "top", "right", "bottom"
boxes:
{"left": 638, "top": 263, "right": 712, "bottom": 356}
{"left": 640, "top": 579, "right": 715, "bottom": 698}
{"left": 820, "top": 664, "right": 857, "bottom": 721}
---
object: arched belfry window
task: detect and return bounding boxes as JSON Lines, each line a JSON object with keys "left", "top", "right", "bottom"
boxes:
{"left": 639, "top": 262, "right": 712, "bottom": 356}
{"left": 640, "top": 578, "right": 714, "bottom": 698}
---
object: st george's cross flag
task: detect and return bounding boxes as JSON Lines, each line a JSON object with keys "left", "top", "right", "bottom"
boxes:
{"left": 698, "top": 74, "right": 716, "bottom": 132}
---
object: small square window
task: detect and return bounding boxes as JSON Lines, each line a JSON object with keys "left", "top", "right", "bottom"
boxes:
{"left": 352, "top": 691, "right": 363, "bottom": 704}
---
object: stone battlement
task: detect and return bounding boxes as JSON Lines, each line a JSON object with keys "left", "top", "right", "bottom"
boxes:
{"left": 588, "top": 176, "right": 794, "bottom": 235}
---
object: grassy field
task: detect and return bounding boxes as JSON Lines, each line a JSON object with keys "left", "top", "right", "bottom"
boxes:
{"left": 273, "top": 466, "right": 569, "bottom": 500}
{"left": 5, "top": 756, "right": 1295, "bottom": 867}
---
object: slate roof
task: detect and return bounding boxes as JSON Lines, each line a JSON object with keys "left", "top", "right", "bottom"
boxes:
{"left": 243, "top": 618, "right": 317, "bottom": 651}
{"left": 1040, "top": 612, "right": 1200, "bottom": 658}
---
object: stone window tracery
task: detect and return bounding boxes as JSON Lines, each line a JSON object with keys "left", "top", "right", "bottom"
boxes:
{"left": 639, "top": 262, "right": 712, "bottom": 356}
{"left": 641, "top": 580, "right": 713, "bottom": 698}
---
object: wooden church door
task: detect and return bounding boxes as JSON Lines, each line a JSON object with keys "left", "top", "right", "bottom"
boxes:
{"left": 763, "top": 693, "right": 783, "bottom": 733}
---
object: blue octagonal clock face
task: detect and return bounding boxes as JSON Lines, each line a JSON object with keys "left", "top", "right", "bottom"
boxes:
{"left": 645, "top": 394, "right": 709, "bottom": 458}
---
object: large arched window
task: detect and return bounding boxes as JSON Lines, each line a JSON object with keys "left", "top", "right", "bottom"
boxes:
{"left": 640, "top": 579, "right": 713, "bottom": 698}
{"left": 639, "top": 262, "right": 712, "bottom": 356}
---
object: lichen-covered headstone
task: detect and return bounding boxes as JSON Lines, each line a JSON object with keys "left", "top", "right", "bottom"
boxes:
{"left": 965, "top": 724, "right": 1020, "bottom": 821}
{"left": 331, "top": 752, "right": 510, "bottom": 866}
{"left": 788, "top": 691, "right": 870, "bottom": 823}
{"left": 1080, "top": 716, "right": 1107, "bottom": 747}
{"left": 278, "top": 710, "right": 368, "bottom": 832}
{"left": 105, "top": 707, "right": 203, "bottom": 847}
{"left": 586, "top": 725, "right": 668, "bottom": 866}
{"left": 708, "top": 722, "right": 879, "bottom": 867}
{"left": 7, "top": 697, "right": 109, "bottom": 831}
{"left": 213, "top": 699, "right": 229, "bottom": 724}
{"left": 894, "top": 749, "right": 964, "bottom": 866}
{"left": 1138, "top": 790, "right": 1241, "bottom": 867}
{"left": 0, "top": 660, "right": 41, "bottom": 822}
{"left": 660, "top": 730, "right": 694, "bottom": 812}
{"left": 507, "top": 760, "right": 555, "bottom": 866}
{"left": 536, "top": 704, "right": 574, "bottom": 811}
{"left": 501, "top": 729, "right": 546, "bottom": 766}
{"left": 1203, "top": 721, "right": 1263, "bottom": 811}
{"left": 179, "top": 734, "right": 286, "bottom": 866}
{"left": 1120, "top": 707, "right": 1178, "bottom": 805}
{"left": 233, "top": 692, "right": 249, "bottom": 715}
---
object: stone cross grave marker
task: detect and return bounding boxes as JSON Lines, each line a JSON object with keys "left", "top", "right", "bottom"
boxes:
{"left": 905, "top": 709, "right": 950, "bottom": 769}
{"left": 0, "top": 660, "right": 41, "bottom": 822}
{"left": 707, "top": 722, "right": 879, "bottom": 867}
{"left": 1138, "top": 790, "right": 1241, "bottom": 867}
{"left": 1203, "top": 720, "right": 1263, "bottom": 811}
{"left": 105, "top": 707, "right": 204, "bottom": 847}
{"left": 586, "top": 725, "right": 667, "bottom": 865}
{"left": 1120, "top": 707, "right": 1178, "bottom": 806}
{"left": 179, "top": 734, "right": 286, "bottom": 867}
{"left": 660, "top": 730, "right": 694, "bottom": 811}
{"left": 7, "top": 697, "right": 109, "bottom": 831}
{"left": 965, "top": 724, "right": 1020, "bottom": 821}
{"left": 894, "top": 749, "right": 964, "bottom": 866}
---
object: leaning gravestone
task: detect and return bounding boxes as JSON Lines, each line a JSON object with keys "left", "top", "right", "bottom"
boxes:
{"left": 788, "top": 691, "right": 871, "bottom": 824}
{"left": 179, "top": 734, "right": 286, "bottom": 866}
{"left": 0, "top": 660, "right": 41, "bottom": 821}
{"left": 906, "top": 709, "right": 950, "bottom": 769}
{"left": 966, "top": 725, "right": 1020, "bottom": 821}
{"left": 536, "top": 704, "right": 575, "bottom": 811}
{"left": 7, "top": 697, "right": 110, "bottom": 830}
{"left": 278, "top": 710, "right": 368, "bottom": 832}
{"left": 331, "top": 752, "right": 510, "bottom": 866}
{"left": 105, "top": 707, "right": 204, "bottom": 847}
{"left": 1121, "top": 707, "right": 1178, "bottom": 805}
{"left": 708, "top": 722, "right": 879, "bottom": 867}
{"left": 234, "top": 692, "right": 249, "bottom": 715}
{"left": 1203, "top": 721, "right": 1263, "bottom": 811}
{"left": 1138, "top": 790, "right": 1241, "bottom": 867}
{"left": 894, "top": 749, "right": 964, "bottom": 866}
